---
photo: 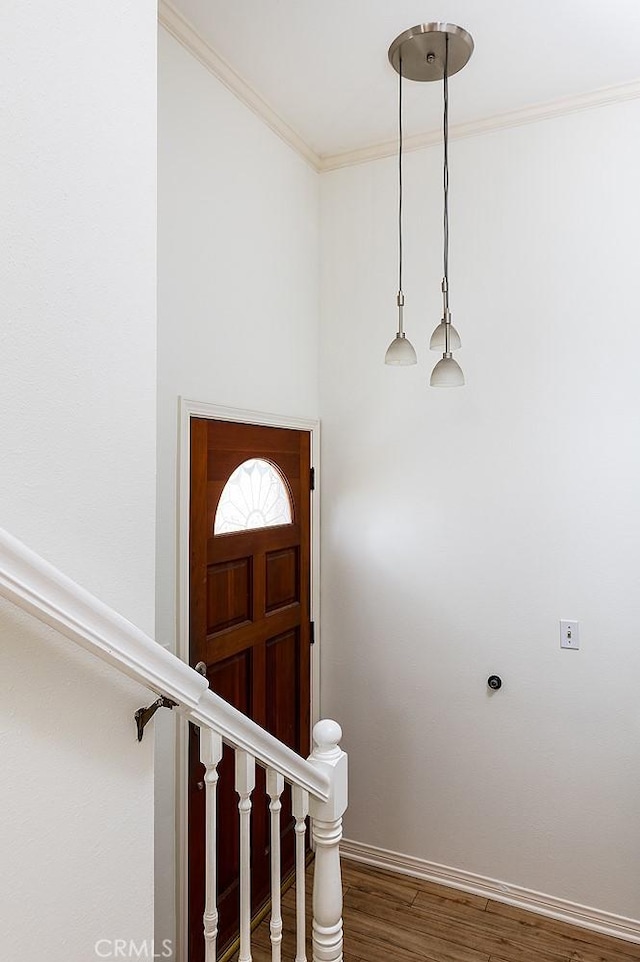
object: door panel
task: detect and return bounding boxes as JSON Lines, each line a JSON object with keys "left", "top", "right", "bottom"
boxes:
{"left": 188, "top": 418, "right": 312, "bottom": 961}
{"left": 265, "top": 548, "right": 299, "bottom": 612}
{"left": 266, "top": 629, "right": 305, "bottom": 748}
{"left": 207, "top": 557, "right": 253, "bottom": 633}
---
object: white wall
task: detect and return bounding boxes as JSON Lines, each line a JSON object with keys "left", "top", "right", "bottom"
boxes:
{"left": 0, "top": 2, "right": 157, "bottom": 959}
{"left": 156, "top": 26, "right": 320, "bottom": 946}
{"left": 319, "top": 100, "right": 640, "bottom": 920}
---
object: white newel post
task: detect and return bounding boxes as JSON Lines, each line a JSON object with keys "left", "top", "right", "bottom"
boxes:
{"left": 308, "top": 720, "right": 348, "bottom": 962}
{"left": 200, "top": 728, "right": 223, "bottom": 962}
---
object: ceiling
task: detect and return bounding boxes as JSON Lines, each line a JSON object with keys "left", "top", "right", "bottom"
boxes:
{"left": 165, "top": 0, "right": 640, "bottom": 164}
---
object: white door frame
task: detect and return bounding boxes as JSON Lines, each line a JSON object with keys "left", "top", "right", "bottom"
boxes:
{"left": 175, "top": 398, "right": 321, "bottom": 961}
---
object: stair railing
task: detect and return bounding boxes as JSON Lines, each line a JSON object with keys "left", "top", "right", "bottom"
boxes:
{"left": 0, "top": 526, "right": 347, "bottom": 962}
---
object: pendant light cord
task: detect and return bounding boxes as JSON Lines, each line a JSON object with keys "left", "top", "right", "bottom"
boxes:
{"left": 398, "top": 55, "right": 404, "bottom": 297}
{"left": 443, "top": 35, "right": 449, "bottom": 284}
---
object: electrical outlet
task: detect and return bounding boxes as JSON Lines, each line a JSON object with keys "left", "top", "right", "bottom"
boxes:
{"left": 560, "top": 620, "right": 580, "bottom": 650}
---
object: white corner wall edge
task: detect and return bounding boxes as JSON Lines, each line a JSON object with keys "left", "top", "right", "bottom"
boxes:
{"left": 340, "top": 839, "right": 640, "bottom": 945}
{"left": 158, "top": 0, "right": 319, "bottom": 171}
{"left": 157, "top": 0, "right": 640, "bottom": 174}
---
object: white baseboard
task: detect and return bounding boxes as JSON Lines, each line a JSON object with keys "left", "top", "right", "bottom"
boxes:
{"left": 340, "top": 838, "right": 640, "bottom": 945}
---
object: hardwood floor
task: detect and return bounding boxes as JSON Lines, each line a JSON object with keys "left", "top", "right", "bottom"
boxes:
{"left": 236, "top": 858, "right": 640, "bottom": 962}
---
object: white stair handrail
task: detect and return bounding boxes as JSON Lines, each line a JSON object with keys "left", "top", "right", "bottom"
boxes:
{"left": 0, "top": 526, "right": 206, "bottom": 706}
{"left": 0, "top": 525, "right": 330, "bottom": 800}
{"left": 191, "top": 694, "right": 330, "bottom": 798}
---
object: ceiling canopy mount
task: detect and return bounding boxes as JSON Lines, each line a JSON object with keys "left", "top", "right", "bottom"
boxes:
{"left": 388, "top": 22, "right": 474, "bottom": 83}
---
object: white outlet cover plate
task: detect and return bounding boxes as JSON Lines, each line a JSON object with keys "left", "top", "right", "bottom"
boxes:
{"left": 560, "top": 619, "right": 580, "bottom": 649}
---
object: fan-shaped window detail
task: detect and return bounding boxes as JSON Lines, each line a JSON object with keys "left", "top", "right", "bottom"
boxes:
{"left": 214, "top": 459, "right": 293, "bottom": 535}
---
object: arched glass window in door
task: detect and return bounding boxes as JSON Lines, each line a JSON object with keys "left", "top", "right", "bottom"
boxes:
{"left": 214, "top": 458, "right": 293, "bottom": 534}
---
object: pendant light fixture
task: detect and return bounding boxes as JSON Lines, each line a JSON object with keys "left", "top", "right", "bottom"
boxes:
{"left": 385, "top": 53, "right": 417, "bottom": 365}
{"left": 386, "top": 23, "right": 474, "bottom": 387}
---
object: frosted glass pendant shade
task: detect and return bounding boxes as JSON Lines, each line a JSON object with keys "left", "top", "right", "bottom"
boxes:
{"left": 430, "top": 355, "right": 465, "bottom": 387}
{"left": 385, "top": 333, "right": 417, "bottom": 366}
{"left": 429, "top": 320, "right": 461, "bottom": 352}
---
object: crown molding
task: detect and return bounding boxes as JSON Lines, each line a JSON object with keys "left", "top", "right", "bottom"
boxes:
{"left": 158, "top": 2, "right": 640, "bottom": 175}
{"left": 158, "top": 0, "right": 321, "bottom": 171}
{"left": 319, "top": 78, "right": 640, "bottom": 171}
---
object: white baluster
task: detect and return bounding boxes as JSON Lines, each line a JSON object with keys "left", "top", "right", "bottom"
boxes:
{"left": 292, "top": 785, "right": 310, "bottom": 962}
{"left": 235, "top": 750, "right": 256, "bottom": 962}
{"left": 266, "top": 769, "right": 284, "bottom": 962}
{"left": 200, "top": 728, "right": 223, "bottom": 962}
{"left": 308, "top": 721, "right": 348, "bottom": 962}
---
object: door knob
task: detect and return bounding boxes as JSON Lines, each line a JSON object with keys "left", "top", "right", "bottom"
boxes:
{"left": 195, "top": 661, "right": 208, "bottom": 678}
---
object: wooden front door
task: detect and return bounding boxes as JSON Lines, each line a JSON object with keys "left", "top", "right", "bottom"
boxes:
{"left": 188, "top": 418, "right": 313, "bottom": 961}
